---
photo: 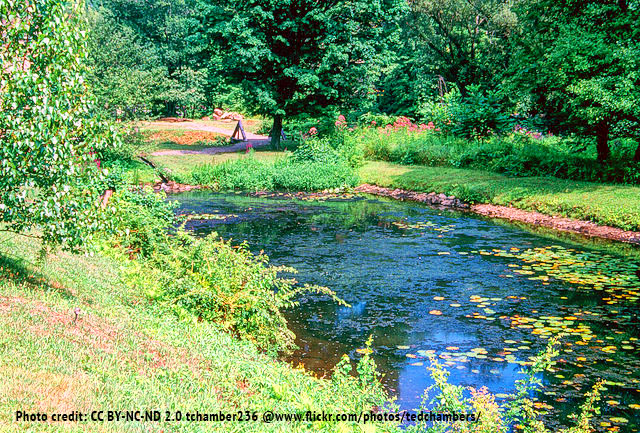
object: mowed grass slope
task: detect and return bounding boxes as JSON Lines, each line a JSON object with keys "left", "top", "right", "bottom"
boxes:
{"left": 359, "top": 161, "right": 640, "bottom": 231}
{"left": 0, "top": 233, "right": 396, "bottom": 433}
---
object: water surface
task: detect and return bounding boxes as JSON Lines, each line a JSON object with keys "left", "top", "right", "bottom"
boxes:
{"left": 171, "top": 191, "right": 640, "bottom": 431}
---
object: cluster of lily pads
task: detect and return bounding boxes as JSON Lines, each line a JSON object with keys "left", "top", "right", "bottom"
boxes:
{"left": 354, "top": 243, "right": 640, "bottom": 430}
{"left": 390, "top": 219, "right": 456, "bottom": 233}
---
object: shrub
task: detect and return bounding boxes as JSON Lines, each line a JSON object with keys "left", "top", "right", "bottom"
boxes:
{"left": 294, "top": 135, "right": 365, "bottom": 168}
{"left": 138, "top": 232, "right": 345, "bottom": 354}
{"left": 107, "top": 187, "right": 178, "bottom": 258}
{"left": 448, "top": 85, "right": 514, "bottom": 139}
{"left": 185, "top": 152, "right": 359, "bottom": 191}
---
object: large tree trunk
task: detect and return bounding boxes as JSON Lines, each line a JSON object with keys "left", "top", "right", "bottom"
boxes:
{"left": 270, "top": 114, "right": 283, "bottom": 149}
{"left": 596, "top": 120, "right": 611, "bottom": 162}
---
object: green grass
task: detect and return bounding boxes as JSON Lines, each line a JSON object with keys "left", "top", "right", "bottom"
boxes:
{"left": 0, "top": 232, "right": 397, "bottom": 433}
{"left": 151, "top": 140, "right": 225, "bottom": 152}
{"left": 149, "top": 151, "right": 286, "bottom": 183}
{"left": 359, "top": 161, "right": 640, "bottom": 231}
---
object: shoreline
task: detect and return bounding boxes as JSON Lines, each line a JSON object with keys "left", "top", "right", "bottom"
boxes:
{"left": 354, "top": 184, "right": 640, "bottom": 245}
{"left": 148, "top": 180, "right": 640, "bottom": 245}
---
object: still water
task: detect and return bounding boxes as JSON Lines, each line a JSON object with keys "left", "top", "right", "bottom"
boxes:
{"left": 170, "top": 191, "right": 640, "bottom": 431}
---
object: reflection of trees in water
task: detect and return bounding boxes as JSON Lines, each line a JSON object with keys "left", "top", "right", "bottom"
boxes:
{"left": 183, "top": 198, "right": 409, "bottom": 248}
{"left": 180, "top": 192, "right": 415, "bottom": 228}
{"left": 284, "top": 307, "right": 403, "bottom": 393}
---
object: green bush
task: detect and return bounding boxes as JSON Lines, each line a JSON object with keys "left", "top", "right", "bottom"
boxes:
{"left": 140, "top": 232, "right": 345, "bottom": 354}
{"left": 293, "top": 135, "right": 365, "bottom": 168}
{"left": 448, "top": 85, "right": 514, "bottom": 138}
{"left": 116, "top": 236, "right": 339, "bottom": 355}
{"left": 352, "top": 128, "right": 640, "bottom": 184}
{"left": 107, "top": 187, "right": 178, "bottom": 258}
{"left": 185, "top": 152, "right": 359, "bottom": 191}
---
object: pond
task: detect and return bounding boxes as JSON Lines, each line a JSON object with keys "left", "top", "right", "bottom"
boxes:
{"left": 170, "top": 191, "right": 640, "bottom": 431}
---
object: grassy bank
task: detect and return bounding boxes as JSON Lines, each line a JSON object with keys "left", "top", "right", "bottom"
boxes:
{"left": 0, "top": 232, "right": 395, "bottom": 433}
{"left": 147, "top": 146, "right": 358, "bottom": 191}
{"left": 150, "top": 150, "right": 285, "bottom": 184}
{"left": 359, "top": 161, "right": 640, "bottom": 231}
{"left": 119, "top": 135, "right": 640, "bottom": 232}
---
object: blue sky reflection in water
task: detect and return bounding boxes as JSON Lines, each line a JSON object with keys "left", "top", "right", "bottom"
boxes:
{"left": 170, "top": 191, "right": 640, "bottom": 431}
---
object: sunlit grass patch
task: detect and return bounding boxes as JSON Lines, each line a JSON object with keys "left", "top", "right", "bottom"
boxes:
{"left": 359, "top": 161, "right": 640, "bottom": 231}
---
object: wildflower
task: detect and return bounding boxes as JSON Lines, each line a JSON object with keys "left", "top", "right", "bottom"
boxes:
{"left": 309, "top": 127, "right": 318, "bottom": 135}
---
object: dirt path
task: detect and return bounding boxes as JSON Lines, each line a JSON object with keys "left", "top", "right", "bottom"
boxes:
{"left": 146, "top": 120, "right": 271, "bottom": 155}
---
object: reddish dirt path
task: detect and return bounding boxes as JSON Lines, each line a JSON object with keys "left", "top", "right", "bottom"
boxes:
{"left": 145, "top": 120, "right": 271, "bottom": 155}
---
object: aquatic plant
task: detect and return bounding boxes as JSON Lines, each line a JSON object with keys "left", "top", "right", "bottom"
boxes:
{"left": 407, "top": 337, "right": 604, "bottom": 433}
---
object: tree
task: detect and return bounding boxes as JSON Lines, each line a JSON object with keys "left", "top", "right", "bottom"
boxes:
{"left": 204, "top": 0, "right": 405, "bottom": 147}
{"left": 508, "top": 0, "right": 640, "bottom": 162}
{"left": 0, "top": 0, "right": 117, "bottom": 250}
{"left": 86, "top": 0, "right": 209, "bottom": 118}
{"left": 407, "top": 0, "right": 516, "bottom": 94}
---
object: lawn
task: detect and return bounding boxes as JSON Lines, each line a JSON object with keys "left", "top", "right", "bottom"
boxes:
{"left": 359, "top": 161, "right": 640, "bottom": 231}
{"left": 0, "top": 231, "right": 397, "bottom": 433}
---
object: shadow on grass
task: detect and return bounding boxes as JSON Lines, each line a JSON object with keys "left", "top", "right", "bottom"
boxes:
{"left": 0, "top": 250, "right": 76, "bottom": 301}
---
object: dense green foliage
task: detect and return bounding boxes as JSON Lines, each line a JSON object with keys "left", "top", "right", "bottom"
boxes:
{"left": 87, "top": 0, "right": 209, "bottom": 118}
{"left": 82, "top": 0, "right": 640, "bottom": 170}
{"left": 378, "top": 0, "right": 516, "bottom": 115}
{"left": 138, "top": 232, "right": 344, "bottom": 353}
{"left": 508, "top": 0, "right": 640, "bottom": 161}
{"left": 203, "top": 0, "right": 404, "bottom": 146}
{"left": 351, "top": 127, "right": 640, "bottom": 184}
{"left": 0, "top": 0, "right": 118, "bottom": 249}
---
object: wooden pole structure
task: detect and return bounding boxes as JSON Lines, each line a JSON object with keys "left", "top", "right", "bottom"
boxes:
{"left": 231, "top": 120, "right": 247, "bottom": 142}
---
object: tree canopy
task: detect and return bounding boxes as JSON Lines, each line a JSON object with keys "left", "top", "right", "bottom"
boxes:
{"left": 205, "top": 0, "right": 405, "bottom": 146}
{"left": 508, "top": 0, "right": 640, "bottom": 161}
{"left": 1, "top": 0, "right": 116, "bottom": 249}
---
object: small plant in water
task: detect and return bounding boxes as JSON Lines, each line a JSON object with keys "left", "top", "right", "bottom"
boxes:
{"left": 405, "top": 336, "right": 603, "bottom": 433}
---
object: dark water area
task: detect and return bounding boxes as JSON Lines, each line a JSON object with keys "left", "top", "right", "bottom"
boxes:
{"left": 170, "top": 191, "right": 640, "bottom": 431}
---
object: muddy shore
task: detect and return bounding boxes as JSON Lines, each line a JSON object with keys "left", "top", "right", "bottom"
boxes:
{"left": 354, "top": 184, "right": 640, "bottom": 245}
{"left": 148, "top": 181, "right": 640, "bottom": 245}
